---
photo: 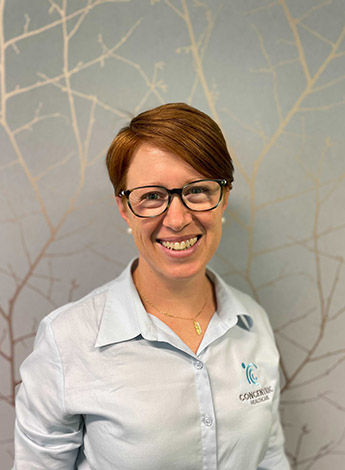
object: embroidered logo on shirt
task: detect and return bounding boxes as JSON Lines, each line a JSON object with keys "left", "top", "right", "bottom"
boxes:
{"left": 239, "top": 362, "right": 274, "bottom": 405}
{"left": 241, "top": 362, "right": 260, "bottom": 386}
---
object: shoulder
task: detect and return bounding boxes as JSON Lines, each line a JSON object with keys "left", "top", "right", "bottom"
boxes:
{"left": 226, "top": 283, "right": 269, "bottom": 320}
{"left": 228, "top": 284, "right": 274, "bottom": 336}
{"left": 209, "top": 268, "right": 276, "bottom": 339}
{"left": 225, "top": 283, "right": 263, "bottom": 311}
{"left": 38, "top": 266, "right": 131, "bottom": 349}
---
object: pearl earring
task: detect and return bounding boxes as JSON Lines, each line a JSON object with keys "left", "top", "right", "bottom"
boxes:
{"left": 127, "top": 227, "right": 132, "bottom": 234}
{"left": 221, "top": 217, "right": 226, "bottom": 225}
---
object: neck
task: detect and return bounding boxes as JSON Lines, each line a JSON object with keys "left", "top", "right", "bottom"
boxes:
{"left": 132, "top": 258, "right": 217, "bottom": 344}
{"left": 132, "top": 259, "right": 211, "bottom": 308}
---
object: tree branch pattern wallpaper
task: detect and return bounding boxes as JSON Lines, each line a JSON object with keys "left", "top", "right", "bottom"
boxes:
{"left": 1, "top": 0, "right": 345, "bottom": 468}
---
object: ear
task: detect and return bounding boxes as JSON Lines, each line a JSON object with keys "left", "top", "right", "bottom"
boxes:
{"left": 115, "top": 196, "right": 131, "bottom": 226}
{"left": 222, "top": 187, "right": 230, "bottom": 212}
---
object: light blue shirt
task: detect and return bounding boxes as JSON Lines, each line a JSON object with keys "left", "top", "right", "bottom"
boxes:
{"left": 14, "top": 260, "right": 290, "bottom": 469}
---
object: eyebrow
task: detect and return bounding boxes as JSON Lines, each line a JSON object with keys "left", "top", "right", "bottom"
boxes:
{"left": 129, "top": 178, "right": 206, "bottom": 189}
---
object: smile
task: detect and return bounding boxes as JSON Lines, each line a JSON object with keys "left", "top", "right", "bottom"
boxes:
{"left": 158, "top": 236, "right": 199, "bottom": 251}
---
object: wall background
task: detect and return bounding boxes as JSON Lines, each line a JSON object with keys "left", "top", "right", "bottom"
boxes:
{"left": 1, "top": 0, "right": 345, "bottom": 468}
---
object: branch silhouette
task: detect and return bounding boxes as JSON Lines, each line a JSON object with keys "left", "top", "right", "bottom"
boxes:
{"left": 167, "top": 2, "right": 345, "bottom": 464}
{"left": 0, "top": 0, "right": 148, "bottom": 409}
{"left": 1, "top": 1, "right": 344, "bottom": 468}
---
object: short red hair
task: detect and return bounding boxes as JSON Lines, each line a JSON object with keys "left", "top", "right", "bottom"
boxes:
{"left": 106, "top": 102, "right": 234, "bottom": 195}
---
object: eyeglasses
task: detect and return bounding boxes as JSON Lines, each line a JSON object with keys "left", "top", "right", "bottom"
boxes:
{"left": 119, "top": 179, "right": 228, "bottom": 218}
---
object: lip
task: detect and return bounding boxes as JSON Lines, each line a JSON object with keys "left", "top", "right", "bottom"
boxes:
{"left": 156, "top": 235, "right": 202, "bottom": 258}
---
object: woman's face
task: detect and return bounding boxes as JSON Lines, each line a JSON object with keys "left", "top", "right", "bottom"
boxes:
{"left": 116, "top": 143, "right": 229, "bottom": 284}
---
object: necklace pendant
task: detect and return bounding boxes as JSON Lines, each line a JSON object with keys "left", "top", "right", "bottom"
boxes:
{"left": 193, "top": 321, "right": 202, "bottom": 335}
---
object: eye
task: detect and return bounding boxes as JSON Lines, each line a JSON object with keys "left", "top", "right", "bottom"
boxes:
{"left": 141, "top": 191, "right": 166, "bottom": 201}
{"left": 131, "top": 188, "right": 168, "bottom": 209}
{"left": 184, "top": 185, "right": 211, "bottom": 199}
{"left": 187, "top": 186, "right": 210, "bottom": 195}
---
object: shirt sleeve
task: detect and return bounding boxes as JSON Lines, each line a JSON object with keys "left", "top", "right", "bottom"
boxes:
{"left": 257, "top": 372, "right": 290, "bottom": 470}
{"left": 13, "top": 316, "right": 84, "bottom": 469}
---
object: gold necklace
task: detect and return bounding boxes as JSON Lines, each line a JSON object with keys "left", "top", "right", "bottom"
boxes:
{"left": 138, "top": 291, "right": 208, "bottom": 336}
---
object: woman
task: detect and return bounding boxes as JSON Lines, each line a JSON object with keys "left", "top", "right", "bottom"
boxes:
{"left": 14, "top": 103, "right": 290, "bottom": 469}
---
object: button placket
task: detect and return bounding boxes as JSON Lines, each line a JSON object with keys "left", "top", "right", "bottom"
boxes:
{"left": 192, "top": 356, "right": 217, "bottom": 470}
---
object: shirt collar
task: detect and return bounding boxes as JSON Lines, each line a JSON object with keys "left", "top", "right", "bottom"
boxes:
{"left": 207, "top": 268, "right": 253, "bottom": 331}
{"left": 94, "top": 259, "right": 153, "bottom": 347}
{"left": 95, "top": 259, "right": 253, "bottom": 348}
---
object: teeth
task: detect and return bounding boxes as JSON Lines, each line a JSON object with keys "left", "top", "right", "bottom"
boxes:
{"left": 161, "top": 237, "right": 198, "bottom": 251}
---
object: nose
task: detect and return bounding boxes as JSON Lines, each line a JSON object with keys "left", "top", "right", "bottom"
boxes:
{"left": 162, "top": 194, "right": 192, "bottom": 231}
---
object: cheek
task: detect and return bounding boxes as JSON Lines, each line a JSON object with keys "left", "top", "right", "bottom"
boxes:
{"left": 132, "top": 220, "right": 158, "bottom": 244}
{"left": 213, "top": 224, "right": 223, "bottom": 245}
{"left": 201, "top": 213, "right": 223, "bottom": 232}
{"left": 210, "top": 216, "right": 224, "bottom": 241}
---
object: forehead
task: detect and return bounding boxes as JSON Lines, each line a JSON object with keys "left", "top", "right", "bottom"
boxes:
{"left": 126, "top": 143, "right": 205, "bottom": 187}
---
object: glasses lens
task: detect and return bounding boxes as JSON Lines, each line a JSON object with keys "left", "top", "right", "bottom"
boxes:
{"left": 129, "top": 187, "right": 169, "bottom": 217}
{"left": 183, "top": 180, "right": 222, "bottom": 211}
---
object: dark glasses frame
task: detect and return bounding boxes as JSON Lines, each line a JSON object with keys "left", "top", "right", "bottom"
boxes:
{"left": 118, "top": 178, "right": 228, "bottom": 218}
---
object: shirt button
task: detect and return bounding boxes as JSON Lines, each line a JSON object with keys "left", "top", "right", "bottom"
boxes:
{"left": 194, "top": 361, "right": 203, "bottom": 369}
{"left": 204, "top": 415, "right": 213, "bottom": 427}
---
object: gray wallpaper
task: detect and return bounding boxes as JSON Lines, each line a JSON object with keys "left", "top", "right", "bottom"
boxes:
{"left": 1, "top": 0, "right": 345, "bottom": 468}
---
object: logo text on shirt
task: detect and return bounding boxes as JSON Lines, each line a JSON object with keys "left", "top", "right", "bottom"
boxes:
{"left": 239, "top": 386, "right": 274, "bottom": 405}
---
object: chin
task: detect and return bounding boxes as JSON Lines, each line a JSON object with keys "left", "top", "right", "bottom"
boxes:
{"left": 158, "top": 259, "right": 207, "bottom": 281}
